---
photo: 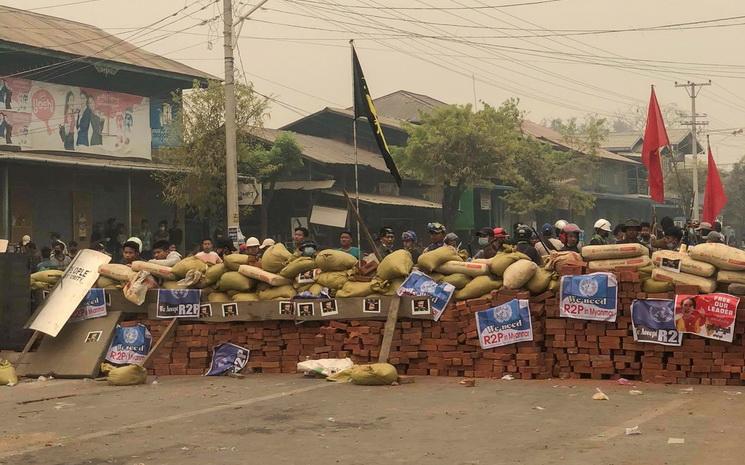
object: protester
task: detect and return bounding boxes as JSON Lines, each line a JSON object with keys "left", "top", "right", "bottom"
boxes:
{"left": 706, "top": 231, "right": 724, "bottom": 243}
{"left": 195, "top": 238, "right": 222, "bottom": 265}
{"left": 378, "top": 226, "right": 396, "bottom": 257}
{"left": 23, "top": 241, "right": 40, "bottom": 271}
{"left": 535, "top": 224, "right": 563, "bottom": 256}
{"left": 137, "top": 219, "right": 153, "bottom": 258}
{"left": 696, "top": 222, "right": 713, "bottom": 244}
{"left": 258, "top": 238, "right": 275, "bottom": 258}
{"left": 562, "top": 223, "right": 582, "bottom": 253}
{"left": 121, "top": 238, "right": 142, "bottom": 265}
{"left": 473, "top": 227, "right": 495, "bottom": 259}
{"left": 48, "top": 240, "right": 71, "bottom": 269}
{"left": 149, "top": 239, "right": 182, "bottom": 267}
{"left": 337, "top": 230, "right": 360, "bottom": 259}
{"left": 299, "top": 240, "right": 318, "bottom": 258}
{"left": 401, "top": 230, "right": 422, "bottom": 263}
{"left": 612, "top": 224, "right": 625, "bottom": 244}
{"left": 664, "top": 226, "right": 683, "bottom": 251}
{"left": 169, "top": 219, "right": 183, "bottom": 250}
{"left": 91, "top": 241, "right": 109, "bottom": 256}
{"left": 36, "top": 247, "right": 55, "bottom": 271}
{"left": 241, "top": 237, "right": 261, "bottom": 266}
{"left": 154, "top": 220, "right": 170, "bottom": 243}
{"left": 514, "top": 224, "right": 541, "bottom": 265}
{"left": 18, "top": 234, "right": 32, "bottom": 253}
{"left": 713, "top": 221, "right": 722, "bottom": 233}
{"left": 589, "top": 219, "right": 612, "bottom": 246}
{"left": 214, "top": 238, "right": 235, "bottom": 258}
{"left": 639, "top": 221, "right": 652, "bottom": 249}
{"left": 423, "top": 222, "right": 446, "bottom": 253}
{"left": 293, "top": 227, "right": 309, "bottom": 252}
{"left": 68, "top": 240, "right": 79, "bottom": 258}
{"left": 619, "top": 219, "right": 641, "bottom": 244}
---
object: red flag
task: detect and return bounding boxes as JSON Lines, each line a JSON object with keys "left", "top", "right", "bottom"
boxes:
{"left": 641, "top": 86, "right": 670, "bottom": 203}
{"left": 702, "top": 140, "right": 727, "bottom": 223}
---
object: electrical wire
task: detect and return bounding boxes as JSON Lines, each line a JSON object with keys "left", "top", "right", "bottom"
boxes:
{"left": 286, "top": 0, "right": 563, "bottom": 10}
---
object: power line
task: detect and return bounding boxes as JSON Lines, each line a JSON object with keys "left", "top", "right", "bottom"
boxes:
{"left": 25, "top": 0, "right": 107, "bottom": 11}
{"left": 286, "top": 0, "right": 563, "bottom": 9}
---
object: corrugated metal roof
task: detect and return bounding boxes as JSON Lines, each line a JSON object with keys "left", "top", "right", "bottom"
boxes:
{"left": 274, "top": 180, "right": 336, "bottom": 191}
{"left": 251, "top": 127, "right": 389, "bottom": 172}
{"left": 0, "top": 150, "right": 177, "bottom": 171}
{"left": 345, "top": 90, "right": 447, "bottom": 123}
{"left": 324, "top": 190, "right": 442, "bottom": 209}
{"left": 602, "top": 132, "right": 643, "bottom": 151}
{"left": 520, "top": 120, "right": 639, "bottom": 165}
{"left": 0, "top": 5, "right": 215, "bottom": 81}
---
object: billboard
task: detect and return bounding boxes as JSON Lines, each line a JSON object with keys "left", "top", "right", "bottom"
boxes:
{"left": 0, "top": 76, "right": 151, "bottom": 159}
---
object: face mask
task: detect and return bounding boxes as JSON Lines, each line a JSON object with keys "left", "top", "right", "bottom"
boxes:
{"left": 478, "top": 237, "right": 489, "bottom": 247}
{"left": 303, "top": 247, "right": 315, "bottom": 256}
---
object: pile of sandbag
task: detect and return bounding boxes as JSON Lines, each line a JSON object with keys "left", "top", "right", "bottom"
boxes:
{"left": 582, "top": 243, "right": 651, "bottom": 275}
{"left": 29, "top": 269, "right": 63, "bottom": 290}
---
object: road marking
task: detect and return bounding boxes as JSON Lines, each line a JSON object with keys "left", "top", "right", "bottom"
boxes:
{"left": 589, "top": 397, "right": 692, "bottom": 442}
{"left": 0, "top": 382, "right": 336, "bottom": 459}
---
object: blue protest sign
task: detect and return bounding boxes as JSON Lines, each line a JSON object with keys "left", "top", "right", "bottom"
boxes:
{"left": 559, "top": 272, "right": 618, "bottom": 322}
{"left": 631, "top": 299, "right": 681, "bottom": 346}
{"left": 205, "top": 343, "right": 250, "bottom": 376}
{"left": 70, "top": 288, "right": 107, "bottom": 321}
{"left": 397, "top": 271, "right": 455, "bottom": 321}
{"left": 475, "top": 299, "right": 533, "bottom": 349}
{"left": 156, "top": 289, "right": 201, "bottom": 318}
{"left": 105, "top": 323, "right": 153, "bottom": 365}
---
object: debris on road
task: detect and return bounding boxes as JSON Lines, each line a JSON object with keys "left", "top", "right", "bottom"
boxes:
{"left": 629, "top": 390, "right": 644, "bottom": 396}
{"left": 501, "top": 374, "right": 515, "bottom": 381}
{"left": 625, "top": 426, "right": 641, "bottom": 436}
{"left": 667, "top": 438, "right": 685, "bottom": 444}
{"left": 532, "top": 406, "right": 545, "bottom": 411}
{"left": 592, "top": 388, "right": 609, "bottom": 400}
{"left": 616, "top": 378, "right": 631, "bottom": 385}
{"left": 459, "top": 378, "right": 476, "bottom": 387}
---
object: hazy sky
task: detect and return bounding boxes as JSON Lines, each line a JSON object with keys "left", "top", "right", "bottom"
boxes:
{"left": 10, "top": 0, "right": 745, "bottom": 166}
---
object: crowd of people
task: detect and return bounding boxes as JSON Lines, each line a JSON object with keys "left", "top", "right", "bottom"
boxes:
{"left": 16, "top": 214, "right": 733, "bottom": 274}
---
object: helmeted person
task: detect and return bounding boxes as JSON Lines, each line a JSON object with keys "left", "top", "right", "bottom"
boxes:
{"left": 535, "top": 223, "right": 564, "bottom": 256}
{"left": 664, "top": 226, "right": 684, "bottom": 251}
{"left": 562, "top": 223, "right": 582, "bottom": 253}
{"left": 619, "top": 218, "right": 642, "bottom": 244}
{"left": 514, "top": 224, "right": 542, "bottom": 265}
{"left": 423, "top": 222, "right": 447, "bottom": 253}
{"left": 377, "top": 226, "right": 396, "bottom": 258}
{"left": 401, "top": 230, "right": 422, "bottom": 263}
{"left": 589, "top": 219, "right": 612, "bottom": 246}
{"left": 474, "top": 227, "right": 510, "bottom": 259}
{"left": 554, "top": 219, "right": 568, "bottom": 246}
{"left": 299, "top": 240, "right": 318, "bottom": 258}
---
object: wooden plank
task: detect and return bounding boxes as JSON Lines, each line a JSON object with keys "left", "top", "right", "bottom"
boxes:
{"left": 343, "top": 190, "right": 382, "bottom": 261}
{"left": 141, "top": 318, "right": 178, "bottom": 367}
{"left": 378, "top": 297, "right": 401, "bottom": 363}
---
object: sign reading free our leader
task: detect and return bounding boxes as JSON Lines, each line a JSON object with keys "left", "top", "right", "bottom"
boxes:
{"left": 559, "top": 272, "right": 618, "bottom": 322}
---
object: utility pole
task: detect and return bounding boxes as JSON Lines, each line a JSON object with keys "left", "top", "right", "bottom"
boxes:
{"left": 223, "top": 0, "right": 240, "bottom": 244}
{"left": 675, "top": 80, "right": 711, "bottom": 222}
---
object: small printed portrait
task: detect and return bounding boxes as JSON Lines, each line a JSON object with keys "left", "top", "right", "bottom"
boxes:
{"left": 363, "top": 298, "right": 381, "bottom": 313}
{"left": 412, "top": 298, "right": 431, "bottom": 315}
{"left": 84, "top": 331, "right": 102, "bottom": 343}
{"left": 279, "top": 301, "right": 294, "bottom": 316}
{"left": 199, "top": 304, "right": 212, "bottom": 318}
{"left": 320, "top": 299, "right": 338, "bottom": 316}
{"left": 297, "top": 302, "right": 314, "bottom": 317}
{"left": 222, "top": 303, "right": 238, "bottom": 318}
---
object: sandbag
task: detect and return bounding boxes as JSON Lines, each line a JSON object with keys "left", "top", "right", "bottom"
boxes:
{"left": 526, "top": 267, "right": 554, "bottom": 294}
{"left": 689, "top": 243, "right": 745, "bottom": 271}
{"left": 545, "top": 251, "right": 584, "bottom": 274}
{"left": 308, "top": 283, "right": 326, "bottom": 296}
{"left": 223, "top": 254, "right": 250, "bottom": 272}
{"left": 315, "top": 249, "right": 358, "bottom": 272}
{"left": 581, "top": 243, "right": 649, "bottom": 260}
{"left": 131, "top": 261, "right": 176, "bottom": 280}
{"left": 382, "top": 278, "right": 405, "bottom": 296}
{"left": 587, "top": 255, "right": 651, "bottom": 272}
{"left": 315, "top": 271, "right": 350, "bottom": 290}
{"left": 205, "top": 263, "right": 227, "bottom": 284}
{"left": 454, "top": 275, "right": 502, "bottom": 300}
{"left": 651, "top": 250, "right": 716, "bottom": 277}
{"left": 99, "top": 264, "right": 136, "bottom": 282}
{"left": 30, "top": 281, "right": 53, "bottom": 291}
{"left": 489, "top": 252, "right": 530, "bottom": 277}
{"left": 258, "top": 285, "right": 296, "bottom": 300}
{"left": 107, "top": 364, "right": 147, "bottom": 386}
{"left": 233, "top": 292, "right": 259, "bottom": 302}
{"left": 642, "top": 278, "right": 674, "bottom": 293}
{"left": 376, "top": 250, "right": 413, "bottom": 281}
{"left": 417, "top": 246, "right": 462, "bottom": 273}
{"left": 351, "top": 363, "right": 398, "bottom": 385}
{"left": 0, "top": 360, "right": 18, "bottom": 386}
{"left": 171, "top": 257, "right": 208, "bottom": 279}
{"left": 428, "top": 272, "right": 444, "bottom": 282}
{"left": 30, "top": 269, "right": 63, "bottom": 284}
{"left": 728, "top": 283, "right": 745, "bottom": 296}
{"left": 440, "top": 273, "right": 472, "bottom": 290}
{"left": 238, "top": 265, "right": 292, "bottom": 286}
{"left": 651, "top": 268, "right": 716, "bottom": 294}
{"left": 259, "top": 243, "right": 293, "bottom": 273}
{"left": 218, "top": 271, "right": 255, "bottom": 292}
{"left": 336, "top": 280, "right": 375, "bottom": 298}
{"left": 95, "top": 275, "right": 118, "bottom": 288}
{"left": 436, "top": 260, "right": 489, "bottom": 277}
{"left": 548, "top": 278, "right": 559, "bottom": 292}
{"left": 123, "top": 271, "right": 157, "bottom": 306}
{"left": 295, "top": 282, "right": 314, "bottom": 293}
{"left": 503, "top": 259, "right": 538, "bottom": 290}
{"left": 279, "top": 257, "right": 317, "bottom": 279}
{"left": 717, "top": 270, "right": 745, "bottom": 285}
{"left": 208, "top": 292, "right": 231, "bottom": 303}
{"left": 162, "top": 280, "right": 186, "bottom": 290}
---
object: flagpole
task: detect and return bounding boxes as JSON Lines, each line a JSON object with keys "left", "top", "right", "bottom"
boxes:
{"left": 350, "top": 40, "right": 362, "bottom": 256}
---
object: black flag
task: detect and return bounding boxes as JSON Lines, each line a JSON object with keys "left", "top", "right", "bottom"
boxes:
{"left": 352, "top": 44, "right": 402, "bottom": 187}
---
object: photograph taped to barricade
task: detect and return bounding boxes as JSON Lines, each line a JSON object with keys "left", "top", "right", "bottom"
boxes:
{"left": 320, "top": 300, "right": 338, "bottom": 316}
{"left": 674, "top": 293, "right": 740, "bottom": 343}
{"left": 475, "top": 299, "right": 533, "bottom": 349}
{"left": 660, "top": 257, "right": 682, "bottom": 273}
{"left": 69, "top": 288, "right": 107, "bottom": 322}
{"left": 559, "top": 272, "right": 618, "bottom": 322}
{"left": 278, "top": 301, "right": 294, "bottom": 316}
{"left": 397, "top": 270, "right": 455, "bottom": 321}
{"left": 411, "top": 298, "right": 431, "bottom": 315}
{"left": 363, "top": 298, "right": 381, "bottom": 313}
{"left": 631, "top": 299, "right": 682, "bottom": 346}
{"left": 296, "top": 269, "right": 319, "bottom": 285}
{"left": 84, "top": 331, "right": 102, "bottom": 343}
{"left": 296, "top": 302, "right": 314, "bottom": 317}
{"left": 199, "top": 304, "right": 212, "bottom": 318}
{"left": 222, "top": 303, "right": 238, "bottom": 318}
{"left": 156, "top": 289, "right": 201, "bottom": 318}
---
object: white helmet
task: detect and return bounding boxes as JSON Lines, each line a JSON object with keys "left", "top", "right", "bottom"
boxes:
{"left": 554, "top": 220, "right": 568, "bottom": 231}
{"left": 594, "top": 219, "right": 612, "bottom": 232}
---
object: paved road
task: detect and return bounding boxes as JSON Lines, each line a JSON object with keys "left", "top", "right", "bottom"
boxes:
{"left": 1, "top": 374, "right": 743, "bottom": 465}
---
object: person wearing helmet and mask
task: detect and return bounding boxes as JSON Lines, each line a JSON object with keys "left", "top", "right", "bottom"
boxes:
{"left": 423, "top": 222, "right": 447, "bottom": 253}
{"left": 515, "top": 224, "right": 542, "bottom": 265}
{"left": 401, "top": 230, "right": 422, "bottom": 263}
{"left": 562, "top": 223, "right": 582, "bottom": 253}
{"left": 535, "top": 223, "right": 564, "bottom": 256}
{"left": 590, "top": 219, "right": 612, "bottom": 246}
{"left": 377, "top": 226, "right": 396, "bottom": 258}
{"left": 618, "top": 218, "right": 642, "bottom": 244}
{"left": 474, "top": 227, "right": 509, "bottom": 259}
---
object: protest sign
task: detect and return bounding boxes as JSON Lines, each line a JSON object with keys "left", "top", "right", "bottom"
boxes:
{"left": 69, "top": 288, "right": 107, "bottom": 322}
{"left": 105, "top": 323, "right": 152, "bottom": 365}
{"left": 28, "top": 249, "right": 111, "bottom": 337}
{"left": 397, "top": 270, "right": 455, "bottom": 321}
{"left": 674, "top": 293, "right": 740, "bottom": 343}
{"left": 155, "top": 289, "right": 201, "bottom": 318}
{"left": 205, "top": 343, "right": 250, "bottom": 376}
{"left": 475, "top": 299, "right": 533, "bottom": 349}
{"left": 631, "top": 299, "right": 682, "bottom": 346}
{"left": 559, "top": 272, "right": 618, "bottom": 322}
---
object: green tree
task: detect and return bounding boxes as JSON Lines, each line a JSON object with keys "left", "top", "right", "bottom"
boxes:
{"left": 240, "top": 132, "right": 304, "bottom": 237}
{"left": 394, "top": 101, "right": 522, "bottom": 226}
{"left": 152, "top": 79, "right": 268, "bottom": 223}
{"left": 548, "top": 115, "right": 608, "bottom": 192}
